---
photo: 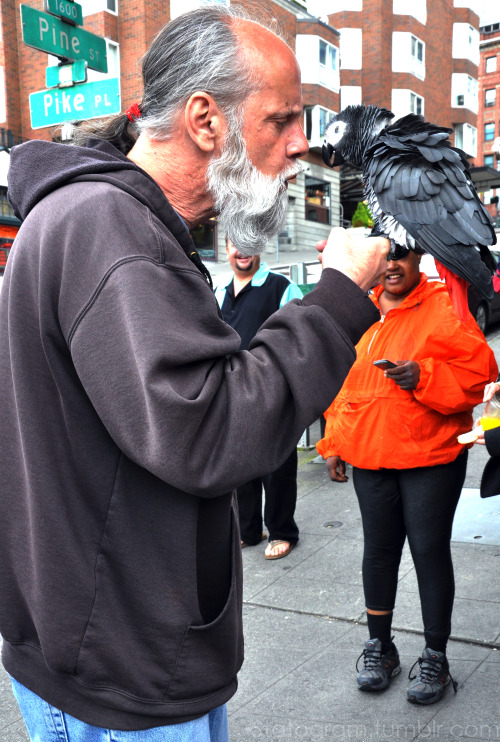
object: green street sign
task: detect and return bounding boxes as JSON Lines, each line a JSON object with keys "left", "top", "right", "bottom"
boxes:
{"left": 20, "top": 4, "right": 107, "bottom": 73}
{"left": 30, "top": 77, "right": 120, "bottom": 128}
{"left": 44, "top": 0, "right": 83, "bottom": 27}
{"left": 46, "top": 60, "right": 87, "bottom": 87}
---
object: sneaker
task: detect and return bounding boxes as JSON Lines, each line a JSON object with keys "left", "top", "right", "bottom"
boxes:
{"left": 407, "top": 647, "right": 458, "bottom": 705}
{"left": 356, "top": 638, "right": 401, "bottom": 691}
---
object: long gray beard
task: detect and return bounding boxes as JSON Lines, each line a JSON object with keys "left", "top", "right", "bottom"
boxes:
{"left": 207, "top": 119, "right": 304, "bottom": 256}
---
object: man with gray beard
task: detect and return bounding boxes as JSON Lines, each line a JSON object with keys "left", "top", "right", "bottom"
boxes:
{"left": 0, "top": 6, "right": 389, "bottom": 741}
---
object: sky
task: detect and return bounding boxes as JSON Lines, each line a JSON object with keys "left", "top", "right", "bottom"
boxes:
{"left": 469, "top": 0, "right": 499, "bottom": 25}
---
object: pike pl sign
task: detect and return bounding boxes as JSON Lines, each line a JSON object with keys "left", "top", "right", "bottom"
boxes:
{"left": 20, "top": 4, "right": 107, "bottom": 72}
{"left": 30, "top": 78, "right": 120, "bottom": 129}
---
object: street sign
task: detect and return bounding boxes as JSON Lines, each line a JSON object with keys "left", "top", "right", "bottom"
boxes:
{"left": 20, "top": 5, "right": 107, "bottom": 73}
{"left": 46, "top": 60, "right": 87, "bottom": 88}
{"left": 30, "top": 77, "right": 120, "bottom": 128}
{"left": 44, "top": 0, "right": 83, "bottom": 27}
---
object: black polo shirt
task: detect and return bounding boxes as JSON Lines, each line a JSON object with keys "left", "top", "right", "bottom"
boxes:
{"left": 214, "top": 263, "right": 303, "bottom": 351}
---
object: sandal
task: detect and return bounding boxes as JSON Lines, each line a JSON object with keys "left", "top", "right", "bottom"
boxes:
{"left": 264, "top": 540, "right": 295, "bottom": 560}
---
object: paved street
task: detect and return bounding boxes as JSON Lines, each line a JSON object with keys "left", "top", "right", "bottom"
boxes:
{"left": 1, "top": 317, "right": 499, "bottom": 742}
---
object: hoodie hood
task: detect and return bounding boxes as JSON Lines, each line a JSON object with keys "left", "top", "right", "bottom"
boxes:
{"left": 8, "top": 138, "right": 144, "bottom": 222}
{"left": 7, "top": 138, "right": 199, "bottom": 262}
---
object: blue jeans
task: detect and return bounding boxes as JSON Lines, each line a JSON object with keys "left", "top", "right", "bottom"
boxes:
{"left": 11, "top": 677, "right": 229, "bottom": 742}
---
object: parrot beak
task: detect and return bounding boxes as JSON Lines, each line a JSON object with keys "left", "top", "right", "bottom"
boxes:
{"left": 322, "top": 142, "right": 344, "bottom": 167}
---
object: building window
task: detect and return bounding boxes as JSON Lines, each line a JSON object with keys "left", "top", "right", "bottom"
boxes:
{"left": 410, "top": 93, "right": 423, "bottom": 115}
{"left": 468, "top": 76, "right": 477, "bottom": 96}
{"left": 485, "top": 155, "right": 495, "bottom": 168}
{"left": 486, "top": 56, "right": 497, "bottom": 73}
{"left": 485, "top": 122, "right": 495, "bottom": 141}
{"left": 391, "top": 32, "right": 425, "bottom": 79}
{"left": 485, "top": 89, "right": 496, "bottom": 108}
{"left": 305, "top": 177, "right": 330, "bottom": 225}
{"left": 0, "top": 189, "right": 15, "bottom": 220}
{"left": 295, "top": 35, "right": 339, "bottom": 91}
{"left": 454, "top": 123, "right": 477, "bottom": 157}
{"left": 319, "top": 40, "right": 338, "bottom": 72}
{"left": 304, "top": 105, "right": 336, "bottom": 148}
{"left": 319, "top": 39, "right": 338, "bottom": 88}
{"left": 411, "top": 35, "right": 424, "bottom": 64}
{"left": 87, "top": 40, "right": 120, "bottom": 82}
{"left": 190, "top": 220, "right": 218, "bottom": 262}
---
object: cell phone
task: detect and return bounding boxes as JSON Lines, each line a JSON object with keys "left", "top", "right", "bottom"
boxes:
{"left": 373, "top": 359, "right": 397, "bottom": 370}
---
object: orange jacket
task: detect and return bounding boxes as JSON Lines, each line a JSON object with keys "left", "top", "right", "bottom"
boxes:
{"left": 317, "top": 275, "right": 498, "bottom": 470}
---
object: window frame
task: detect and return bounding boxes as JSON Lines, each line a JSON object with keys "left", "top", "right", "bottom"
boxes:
{"left": 411, "top": 35, "right": 424, "bottom": 63}
{"left": 485, "top": 89, "right": 496, "bottom": 108}
{"left": 305, "top": 176, "right": 331, "bottom": 226}
{"left": 486, "top": 56, "right": 497, "bottom": 73}
{"left": 485, "top": 122, "right": 495, "bottom": 142}
{"left": 319, "top": 39, "right": 338, "bottom": 73}
{"left": 410, "top": 92, "right": 423, "bottom": 115}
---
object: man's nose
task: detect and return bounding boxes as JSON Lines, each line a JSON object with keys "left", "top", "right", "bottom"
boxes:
{"left": 287, "top": 122, "right": 309, "bottom": 159}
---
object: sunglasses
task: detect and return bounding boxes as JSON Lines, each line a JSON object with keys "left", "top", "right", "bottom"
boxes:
{"left": 387, "top": 244, "right": 411, "bottom": 261}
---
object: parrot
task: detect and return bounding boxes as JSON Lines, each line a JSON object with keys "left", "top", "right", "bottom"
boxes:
{"left": 322, "top": 104, "right": 497, "bottom": 321}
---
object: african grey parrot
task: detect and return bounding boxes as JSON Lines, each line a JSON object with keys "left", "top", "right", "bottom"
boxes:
{"left": 322, "top": 104, "right": 496, "bottom": 319}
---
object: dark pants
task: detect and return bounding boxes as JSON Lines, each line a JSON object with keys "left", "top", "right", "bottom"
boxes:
{"left": 353, "top": 452, "right": 467, "bottom": 649}
{"left": 237, "top": 449, "right": 299, "bottom": 545}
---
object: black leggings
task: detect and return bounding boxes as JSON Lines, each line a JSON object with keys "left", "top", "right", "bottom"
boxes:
{"left": 353, "top": 452, "right": 467, "bottom": 649}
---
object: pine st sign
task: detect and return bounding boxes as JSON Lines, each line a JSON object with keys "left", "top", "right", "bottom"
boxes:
{"left": 30, "top": 78, "right": 120, "bottom": 129}
{"left": 20, "top": 4, "right": 107, "bottom": 73}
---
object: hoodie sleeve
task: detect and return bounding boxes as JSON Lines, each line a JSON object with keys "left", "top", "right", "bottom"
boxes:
{"left": 68, "top": 259, "right": 377, "bottom": 497}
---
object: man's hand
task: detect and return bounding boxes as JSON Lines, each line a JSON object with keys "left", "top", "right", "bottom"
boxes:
{"left": 317, "top": 228, "right": 390, "bottom": 292}
{"left": 326, "top": 455, "right": 348, "bottom": 482}
{"left": 384, "top": 361, "right": 420, "bottom": 391}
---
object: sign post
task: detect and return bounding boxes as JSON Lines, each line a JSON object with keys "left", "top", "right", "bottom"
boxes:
{"left": 46, "top": 59, "right": 87, "bottom": 88}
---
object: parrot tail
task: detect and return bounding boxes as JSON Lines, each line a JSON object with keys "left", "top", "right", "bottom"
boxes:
{"left": 434, "top": 260, "right": 472, "bottom": 324}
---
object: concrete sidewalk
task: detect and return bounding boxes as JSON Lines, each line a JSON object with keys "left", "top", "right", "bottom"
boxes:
{"left": 1, "top": 344, "right": 500, "bottom": 742}
{"left": 226, "top": 334, "right": 500, "bottom": 741}
{"left": 228, "top": 443, "right": 500, "bottom": 741}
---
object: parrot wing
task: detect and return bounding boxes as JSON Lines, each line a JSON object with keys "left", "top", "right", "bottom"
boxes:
{"left": 365, "top": 115, "right": 496, "bottom": 300}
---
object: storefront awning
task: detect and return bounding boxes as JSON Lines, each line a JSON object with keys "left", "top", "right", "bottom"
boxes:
{"left": 469, "top": 165, "right": 500, "bottom": 193}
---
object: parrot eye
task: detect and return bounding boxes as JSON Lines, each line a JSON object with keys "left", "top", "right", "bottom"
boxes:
{"left": 335, "top": 125, "right": 340, "bottom": 133}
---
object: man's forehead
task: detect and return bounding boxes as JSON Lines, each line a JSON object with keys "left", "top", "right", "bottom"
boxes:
{"left": 234, "top": 19, "right": 298, "bottom": 76}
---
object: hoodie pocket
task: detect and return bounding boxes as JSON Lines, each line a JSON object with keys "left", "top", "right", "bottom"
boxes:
{"left": 166, "top": 509, "right": 243, "bottom": 701}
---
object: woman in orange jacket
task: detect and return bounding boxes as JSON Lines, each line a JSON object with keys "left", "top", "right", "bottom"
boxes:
{"left": 317, "top": 248, "right": 497, "bottom": 705}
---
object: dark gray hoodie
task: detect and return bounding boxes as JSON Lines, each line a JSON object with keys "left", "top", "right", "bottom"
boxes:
{"left": 0, "top": 138, "right": 379, "bottom": 730}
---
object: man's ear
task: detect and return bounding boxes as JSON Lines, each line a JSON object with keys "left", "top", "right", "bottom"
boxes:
{"left": 185, "top": 92, "right": 225, "bottom": 153}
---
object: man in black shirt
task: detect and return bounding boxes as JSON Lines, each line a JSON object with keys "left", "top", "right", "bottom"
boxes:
{"left": 215, "top": 240, "right": 303, "bottom": 559}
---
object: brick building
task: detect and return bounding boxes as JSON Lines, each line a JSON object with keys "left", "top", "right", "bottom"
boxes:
{"left": 0, "top": 0, "right": 343, "bottom": 265}
{"left": 317, "top": 0, "right": 482, "bottom": 222}
{"left": 474, "top": 20, "right": 500, "bottom": 225}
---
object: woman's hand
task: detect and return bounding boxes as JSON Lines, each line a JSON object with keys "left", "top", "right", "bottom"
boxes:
{"left": 384, "top": 361, "right": 420, "bottom": 391}
{"left": 326, "top": 455, "right": 349, "bottom": 482}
